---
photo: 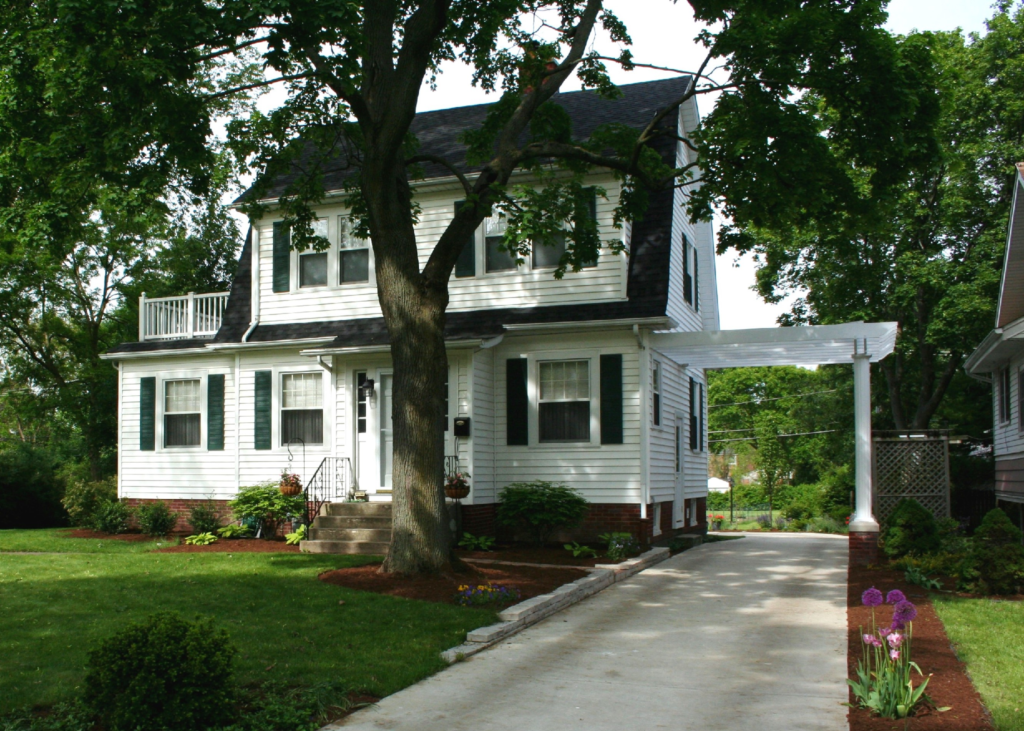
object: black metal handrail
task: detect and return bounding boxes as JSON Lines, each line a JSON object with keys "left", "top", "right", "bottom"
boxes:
{"left": 303, "top": 457, "right": 353, "bottom": 525}
{"left": 444, "top": 455, "right": 460, "bottom": 478}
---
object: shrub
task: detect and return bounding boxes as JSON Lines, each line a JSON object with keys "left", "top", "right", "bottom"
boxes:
{"left": 230, "top": 483, "right": 305, "bottom": 538}
{"left": 755, "top": 513, "right": 773, "bottom": 529}
{"left": 83, "top": 613, "right": 237, "bottom": 731}
{"left": 881, "top": 499, "right": 940, "bottom": 559}
{"left": 93, "top": 500, "right": 132, "bottom": 535}
{"left": 959, "top": 509, "right": 1024, "bottom": 595}
{"left": 188, "top": 501, "right": 221, "bottom": 535}
{"left": 137, "top": 501, "right": 177, "bottom": 537}
{"left": 62, "top": 477, "right": 116, "bottom": 528}
{"left": 805, "top": 515, "right": 845, "bottom": 535}
{"left": 781, "top": 483, "right": 822, "bottom": 523}
{"left": 599, "top": 531, "right": 640, "bottom": 561}
{"left": 0, "top": 444, "right": 66, "bottom": 528}
{"left": 496, "top": 481, "right": 589, "bottom": 545}
{"left": 706, "top": 490, "right": 730, "bottom": 511}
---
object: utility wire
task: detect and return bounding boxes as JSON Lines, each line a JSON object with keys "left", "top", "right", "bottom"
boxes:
{"left": 708, "top": 429, "right": 837, "bottom": 444}
{"left": 708, "top": 389, "right": 839, "bottom": 409}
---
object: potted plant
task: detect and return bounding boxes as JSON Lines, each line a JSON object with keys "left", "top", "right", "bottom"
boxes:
{"left": 445, "top": 471, "right": 471, "bottom": 500}
{"left": 279, "top": 470, "right": 302, "bottom": 496}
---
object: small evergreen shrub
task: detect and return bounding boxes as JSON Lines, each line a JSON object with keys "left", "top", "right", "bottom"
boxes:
{"left": 83, "top": 613, "right": 237, "bottom": 731}
{"left": 959, "top": 509, "right": 1024, "bottom": 595}
{"left": 496, "top": 481, "right": 589, "bottom": 545}
{"left": 881, "top": 499, "right": 940, "bottom": 559}
{"left": 93, "top": 500, "right": 132, "bottom": 535}
{"left": 62, "top": 477, "right": 117, "bottom": 527}
{"left": 599, "top": 531, "right": 640, "bottom": 561}
{"left": 230, "top": 483, "right": 305, "bottom": 537}
{"left": 137, "top": 501, "right": 177, "bottom": 536}
{"left": 188, "top": 501, "right": 221, "bottom": 535}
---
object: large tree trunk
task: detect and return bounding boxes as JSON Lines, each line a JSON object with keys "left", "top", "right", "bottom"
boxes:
{"left": 365, "top": 157, "right": 452, "bottom": 575}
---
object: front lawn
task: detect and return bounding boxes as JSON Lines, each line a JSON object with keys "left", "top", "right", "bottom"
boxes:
{"left": 0, "top": 532, "right": 498, "bottom": 714}
{"left": 931, "top": 595, "right": 1024, "bottom": 731}
{"left": 0, "top": 527, "right": 170, "bottom": 554}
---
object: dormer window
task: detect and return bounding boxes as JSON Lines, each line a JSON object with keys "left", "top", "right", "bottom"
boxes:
{"left": 682, "top": 233, "right": 699, "bottom": 311}
{"left": 298, "top": 219, "right": 329, "bottom": 288}
{"left": 338, "top": 218, "right": 370, "bottom": 284}
{"left": 485, "top": 214, "right": 517, "bottom": 272}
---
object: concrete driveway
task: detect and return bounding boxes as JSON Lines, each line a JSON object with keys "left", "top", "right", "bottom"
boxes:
{"left": 331, "top": 533, "right": 849, "bottom": 731}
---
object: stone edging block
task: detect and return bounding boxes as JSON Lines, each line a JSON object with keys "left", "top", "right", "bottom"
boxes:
{"left": 441, "top": 546, "right": 670, "bottom": 663}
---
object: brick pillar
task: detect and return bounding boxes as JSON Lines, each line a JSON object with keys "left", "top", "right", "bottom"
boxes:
{"left": 849, "top": 530, "right": 880, "bottom": 567}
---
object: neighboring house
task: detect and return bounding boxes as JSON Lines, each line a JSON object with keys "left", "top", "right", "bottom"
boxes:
{"left": 708, "top": 477, "right": 730, "bottom": 493}
{"left": 102, "top": 77, "right": 717, "bottom": 544}
{"left": 966, "top": 163, "right": 1024, "bottom": 513}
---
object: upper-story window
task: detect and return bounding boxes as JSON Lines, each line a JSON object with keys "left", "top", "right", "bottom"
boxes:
{"left": 485, "top": 214, "right": 517, "bottom": 273}
{"left": 165, "top": 379, "right": 201, "bottom": 447}
{"left": 281, "top": 372, "right": 323, "bottom": 446}
{"left": 338, "top": 218, "right": 370, "bottom": 284}
{"left": 998, "top": 367, "right": 1012, "bottom": 424}
{"left": 682, "top": 233, "right": 699, "bottom": 312}
{"left": 688, "top": 376, "right": 704, "bottom": 451}
{"left": 539, "top": 360, "right": 591, "bottom": 442}
{"left": 298, "top": 219, "right": 329, "bottom": 288}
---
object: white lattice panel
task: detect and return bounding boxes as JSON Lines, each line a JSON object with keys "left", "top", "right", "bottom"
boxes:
{"left": 873, "top": 438, "right": 950, "bottom": 523}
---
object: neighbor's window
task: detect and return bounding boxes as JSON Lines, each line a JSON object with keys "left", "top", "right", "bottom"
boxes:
{"left": 539, "top": 360, "right": 590, "bottom": 442}
{"left": 653, "top": 362, "right": 662, "bottom": 426}
{"left": 484, "top": 214, "right": 517, "bottom": 272}
{"left": 281, "top": 372, "right": 323, "bottom": 445}
{"left": 338, "top": 217, "right": 370, "bottom": 284}
{"left": 998, "top": 367, "right": 1012, "bottom": 424}
{"left": 298, "top": 219, "right": 329, "bottom": 288}
{"left": 164, "top": 379, "right": 201, "bottom": 447}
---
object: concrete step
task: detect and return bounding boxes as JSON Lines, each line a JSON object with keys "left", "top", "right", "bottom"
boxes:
{"left": 308, "top": 527, "right": 392, "bottom": 542}
{"left": 300, "top": 539, "right": 390, "bottom": 555}
{"left": 324, "top": 502, "right": 393, "bottom": 517}
{"left": 313, "top": 515, "right": 392, "bottom": 529}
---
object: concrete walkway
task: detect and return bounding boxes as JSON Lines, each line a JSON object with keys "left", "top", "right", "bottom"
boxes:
{"left": 331, "top": 533, "right": 849, "bottom": 731}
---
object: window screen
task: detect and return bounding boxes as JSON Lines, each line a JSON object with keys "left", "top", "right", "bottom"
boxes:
{"left": 282, "top": 372, "right": 323, "bottom": 445}
{"left": 339, "top": 217, "right": 370, "bottom": 284}
{"left": 298, "top": 219, "right": 330, "bottom": 287}
{"left": 165, "top": 379, "right": 201, "bottom": 447}
{"left": 484, "top": 214, "right": 516, "bottom": 272}
{"left": 539, "top": 360, "right": 590, "bottom": 442}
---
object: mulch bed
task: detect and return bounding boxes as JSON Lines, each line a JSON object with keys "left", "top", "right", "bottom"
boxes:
{"left": 848, "top": 564, "right": 994, "bottom": 731}
{"left": 319, "top": 561, "right": 587, "bottom": 605}
{"left": 155, "top": 539, "right": 300, "bottom": 553}
{"left": 455, "top": 543, "right": 613, "bottom": 567}
{"left": 64, "top": 528, "right": 157, "bottom": 542}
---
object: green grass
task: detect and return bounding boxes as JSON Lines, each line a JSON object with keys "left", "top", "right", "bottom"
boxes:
{"left": 0, "top": 535, "right": 498, "bottom": 713}
{"left": 932, "top": 595, "right": 1024, "bottom": 731}
{"left": 0, "top": 528, "right": 169, "bottom": 553}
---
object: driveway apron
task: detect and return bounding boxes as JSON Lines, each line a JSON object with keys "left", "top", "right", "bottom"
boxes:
{"left": 331, "top": 533, "right": 849, "bottom": 731}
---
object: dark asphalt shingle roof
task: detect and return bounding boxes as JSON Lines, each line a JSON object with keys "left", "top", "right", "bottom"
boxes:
{"left": 108, "top": 78, "right": 687, "bottom": 356}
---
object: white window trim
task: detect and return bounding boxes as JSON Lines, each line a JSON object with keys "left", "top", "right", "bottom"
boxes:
{"left": 263, "top": 364, "right": 332, "bottom": 453}
{"left": 998, "top": 367, "right": 1012, "bottom": 425}
{"left": 523, "top": 350, "right": 602, "bottom": 448}
{"left": 279, "top": 369, "right": 327, "bottom": 448}
{"left": 284, "top": 216, "right": 376, "bottom": 292}
{"left": 155, "top": 370, "right": 210, "bottom": 452}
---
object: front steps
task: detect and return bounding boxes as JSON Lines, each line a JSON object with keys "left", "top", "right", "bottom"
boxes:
{"left": 301, "top": 502, "right": 392, "bottom": 555}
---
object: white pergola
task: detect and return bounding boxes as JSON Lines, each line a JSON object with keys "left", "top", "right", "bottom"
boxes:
{"left": 650, "top": 321, "right": 899, "bottom": 533}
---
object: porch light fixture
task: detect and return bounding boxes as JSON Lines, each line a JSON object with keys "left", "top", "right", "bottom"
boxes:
{"left": 358, "top": 378, "right": 375, "bottom": 398}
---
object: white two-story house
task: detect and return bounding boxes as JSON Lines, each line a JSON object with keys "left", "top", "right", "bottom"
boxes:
{"left": 103, "top": 77, "right": 718, "bottom": 544}
{"left": 966, "top": 162, "right": 1024, "bottom": 515}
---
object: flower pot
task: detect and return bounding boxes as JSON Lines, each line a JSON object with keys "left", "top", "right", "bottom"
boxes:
{"left": 445, "top": 484, "right": 470, "bottom": 500}
{"left": 279, "top": 481, "right": 301, "bottom": 496}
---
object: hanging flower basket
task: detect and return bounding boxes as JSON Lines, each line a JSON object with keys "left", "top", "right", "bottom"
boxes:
{"left": 279, "top": 471, "right": 303, "bottom": 496}
{"left": 445, "top": 471, "right": 471, "bottom": 500}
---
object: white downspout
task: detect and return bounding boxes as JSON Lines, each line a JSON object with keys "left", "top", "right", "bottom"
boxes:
{"left": 234, "top": 352, "right": 242, "bottom": 491}
{"left": 117, "top": 362, "right": 123, "bottom": 499}
{"left": 242, "top": 225, "right": 260, "bottom": 342}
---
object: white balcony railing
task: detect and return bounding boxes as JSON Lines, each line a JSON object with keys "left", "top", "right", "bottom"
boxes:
{"left": 139, "top": 291, "right": 230, "bottom": 341}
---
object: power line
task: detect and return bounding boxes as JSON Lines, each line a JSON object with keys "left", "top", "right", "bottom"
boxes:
{"left": 708, "top": 429, "right": 838, "bottom": 444}
{"left": 708, "top": 389, "right": 840, "bottom": 409}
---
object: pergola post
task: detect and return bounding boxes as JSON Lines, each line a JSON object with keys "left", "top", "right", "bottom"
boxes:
{"left": 849, "top": 338, "right": 880, "bottom": 565}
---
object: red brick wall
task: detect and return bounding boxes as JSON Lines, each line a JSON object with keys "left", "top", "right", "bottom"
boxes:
{"left": 658, "top": 501, "right": 674, "bottom": 535}
{"left": 460, "top": 503, "right": 497, "bottom": 537}
{"left": 459, "top": 502, "right": 658, "bottom": 545}
{"left": 849, "top": 531, "right": 880, "bottom": 567}
{"left": 124, "top": 498, "right": 232, "bottom": 534}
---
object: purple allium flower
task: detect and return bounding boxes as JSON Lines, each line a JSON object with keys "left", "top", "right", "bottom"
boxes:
{"left": 886, "top": 589, "right": 907, "bottom": 605}
{"left": 862, "top": 587, "right": 884, "bottom": 607}
{"left": 893, "top": 600, "right": 917, "bottom": 624}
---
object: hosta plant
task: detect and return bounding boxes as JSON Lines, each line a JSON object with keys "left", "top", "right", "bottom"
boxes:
{"left": 564, "top": 541, "right": 597, "bottom": 558}
{"left": 285, "top": 524, "right": 307, "bottom": 545}
{"left": 184, "top": 532, "right": 218, "bottom": 546}
{"left": 457, "top": 533, "right": 496, "bottom": 551}
{"left": 217, "top": 523, "right": 252, "bottom": 539}
{"left": 848, "top": 587, "right": 938, "bottom": 719}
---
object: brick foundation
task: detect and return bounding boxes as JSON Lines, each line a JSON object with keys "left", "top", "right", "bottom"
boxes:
{"left": 658, "top": 501, "right": 674, "bottom": 535}
{"left": 460, "top": 502, "right": 657, "bottom": 545}
{"left": 124, "top": 498, "right": 234, "bottom": 534}
{"left": 849, "top": 530, "right": 881, "bottom": 567}
{"left": 460, "top": 503, "right": 497, "bottom": 537}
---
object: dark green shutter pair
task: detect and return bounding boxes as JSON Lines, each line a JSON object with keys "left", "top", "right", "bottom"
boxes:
{"left": 272, "top": 222, "right": 291, "bottom": 292}
{"left": 453, "top": 201, "right": 476, "bottom": 278}
{"left": 505, "top": 355, "right": 623, "bottom": 445}
{"left": 139, "top": 375, "right": 225, "bottom": 451}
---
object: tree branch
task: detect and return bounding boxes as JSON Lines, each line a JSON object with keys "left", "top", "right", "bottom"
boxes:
{"left": 405, "top": 154, "right": 473, "bottom": 196}
{"left": 206, "top": 72, "right": 314, "bottom": 100}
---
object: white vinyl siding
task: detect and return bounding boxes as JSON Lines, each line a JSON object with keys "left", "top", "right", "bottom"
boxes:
{"left": 994, "top": 352, "right": 1024, "bottom": 459}
{"left": 648, "top": 355, "right": 707, "bottom": 510}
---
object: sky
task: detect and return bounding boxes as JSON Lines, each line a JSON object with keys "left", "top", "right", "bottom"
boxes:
{"left": 244, "top": 0, "right": 996, "bottom": 329}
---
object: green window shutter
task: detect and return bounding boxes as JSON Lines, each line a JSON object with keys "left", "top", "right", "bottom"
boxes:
{"left": 689, "top": 377, "right": 698, "bottom": 450}
{"left": 600, "top": 354, "right": 624, "bottom": 445}
{"left": 454, "top": 201, "right": 476, "bottom": 278}
{"left": 694, "top": 245, "right": 700, "bottom": 313}
{"left": 586, "top": 186, "right": 597, "bottom": 221}
{"left": 254, "top": 370, "right": 272, "bottom": 450}
{"left": 506, "top": 358, "right": 528, "bottom": 446}
{"left": 139, "top": 377, "right": 156, "bottom": 451}
{"left": 207, "top": 374, "right": 225, "bottom": 451}
{"left": 272, "top": 222, "right": 290, "bottom": 293}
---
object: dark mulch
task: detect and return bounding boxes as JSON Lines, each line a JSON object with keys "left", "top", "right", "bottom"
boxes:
{"left": 455, "top": 543, "right": 613, "bottom": 567}
{"left": 155, "top": 538, "right": 300, "bottom": 553}
{"left": 319, "top": 561, "right": 587, "bottom": 605}
{"left": 64, "top": 529, "right": 156, "bottom": 542}
{"left": 848, "top": 564, "right": 994, "bottom": 731}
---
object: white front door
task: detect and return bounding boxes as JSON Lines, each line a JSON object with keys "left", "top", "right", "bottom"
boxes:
{"left": 379, "top": 371, "right": 394, "bottom": 489}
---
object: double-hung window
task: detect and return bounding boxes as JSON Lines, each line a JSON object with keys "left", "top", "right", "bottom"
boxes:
{"left": 338, "top": 217, "right": 370, "bottom": 284}
{"left": 298, "top": 219, "right": 329, "bottom": 288}
{"left": 682, "top": 234, "right": 699, "bottom": 311}
{"left": 998, "top": 367, "right": 1012, "bottom": 424}
{"left": 532, "top": 188, "right": 599, "bottom": 269}
{"left": 688, "top": 377, "right": 704, "bottom": 451}
{"left": 653, "top": 362, "right": 662, "bottom": 426}
{"left": 485, "top": 214, "right": 517, "bottom": 272}
{"left": 539, "top": 360, "right": 590, "bottom": 442}
{"left": 164, "top": 379, "right": 201, "bottom": 447}
{"left": 281, "top": 372, "right": 323, "bottom": 445}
